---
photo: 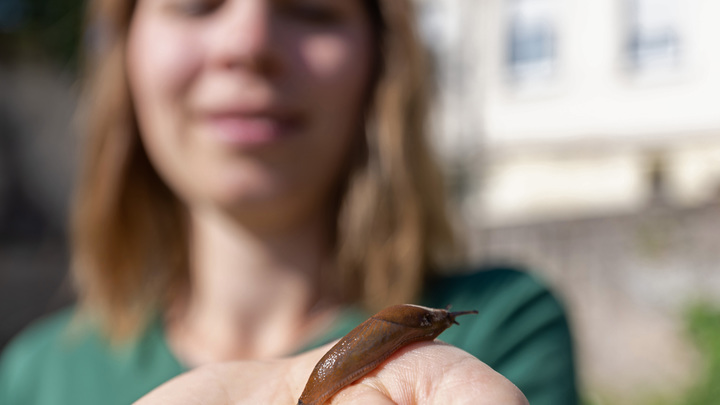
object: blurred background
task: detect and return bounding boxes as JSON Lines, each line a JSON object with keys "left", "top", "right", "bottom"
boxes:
{"left": 0, "top": 0, "right": 79, "bottom": 355}
{"left": 2, "top": 0, "right": 720, "bottom": 404}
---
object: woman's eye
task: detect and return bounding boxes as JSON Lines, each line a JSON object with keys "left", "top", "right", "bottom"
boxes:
{"left": 170, "top": 0, "right": 222, "bottom": 17}
{"left": 280, "top": 2, "right": 343, "bottom": 26}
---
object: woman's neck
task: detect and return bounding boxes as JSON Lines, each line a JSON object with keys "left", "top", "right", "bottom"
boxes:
{"left": 166, "top": 206, "right": 340, "bottom": 367}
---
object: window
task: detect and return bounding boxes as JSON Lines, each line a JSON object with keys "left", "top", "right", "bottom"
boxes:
{"left": 627, "top": 0, "right": 681, "bottom": 71}
{"left": 506, "top": 0, "right": 557, "bottom": 82}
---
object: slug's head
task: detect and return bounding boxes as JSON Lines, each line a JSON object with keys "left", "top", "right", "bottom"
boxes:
{"left": 372, "top": 304, "right": 478, "bottom": 339}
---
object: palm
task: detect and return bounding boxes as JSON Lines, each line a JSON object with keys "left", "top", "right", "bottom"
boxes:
{"left": 135, "top": 341, "right": 528, "bottom": 405}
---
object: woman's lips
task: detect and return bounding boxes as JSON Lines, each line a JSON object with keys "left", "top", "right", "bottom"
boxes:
{"left": 205, "top": 113, "right": 299, "bottom": 147}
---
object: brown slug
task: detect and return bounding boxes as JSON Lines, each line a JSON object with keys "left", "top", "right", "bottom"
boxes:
{"left": 297, "top": 304, "right": 478, "bottom": 405}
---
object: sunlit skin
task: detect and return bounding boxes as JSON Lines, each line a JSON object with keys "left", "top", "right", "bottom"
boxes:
{"left": 136, "top": 341, "right": 529, "bottom": 405}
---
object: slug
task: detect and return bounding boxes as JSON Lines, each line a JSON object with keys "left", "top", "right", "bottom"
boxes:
{"left": 297, "top": 304, "right": 478, "bottom": 405}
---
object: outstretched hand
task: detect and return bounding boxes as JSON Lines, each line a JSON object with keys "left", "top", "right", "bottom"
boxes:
{"left": 135, "top": 341, "right": 528, "bottom": 405}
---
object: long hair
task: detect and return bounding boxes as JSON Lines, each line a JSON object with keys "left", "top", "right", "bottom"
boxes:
{"left": 72, "top": 0, "right": 460, "bottom": 339}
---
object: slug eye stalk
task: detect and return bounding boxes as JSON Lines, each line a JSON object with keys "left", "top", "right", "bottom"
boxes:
{"left": 449, "top": 310, "right": 478, "bottom": 325}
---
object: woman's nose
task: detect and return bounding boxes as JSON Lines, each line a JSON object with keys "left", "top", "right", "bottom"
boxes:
{"left": 208, "top": 0, "right": 281, "bottom": 74}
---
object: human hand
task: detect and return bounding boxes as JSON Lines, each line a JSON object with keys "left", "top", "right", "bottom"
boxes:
{"left": 134, "top": 341, "right": 528, "bottom": 405}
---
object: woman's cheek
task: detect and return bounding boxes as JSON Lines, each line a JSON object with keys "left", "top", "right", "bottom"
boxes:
{"left": 128, "top": 15, "right": 202, "bottom": 112}
{"left": 303, "top": 33, "right": 371, "bottom": 83}
{"left": 299, "top": 36, "right": 372, "bottom": 135}
{"left": 302, "top": 37, "right": 354, "bottom": 79}
{"left": 127, "top": 16, "right": 207, "bottom": 199}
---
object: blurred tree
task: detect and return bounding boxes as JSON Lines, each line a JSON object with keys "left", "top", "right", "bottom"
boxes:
{"left": 0, "top": 0, "right": 85, "bottom": 68}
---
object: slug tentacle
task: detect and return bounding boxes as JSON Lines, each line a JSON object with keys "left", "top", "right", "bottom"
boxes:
{"left": 297, "top": 304, "right": 477, "bottom": 405}
{"left": 449, "top": 310, "right": 478, "bottom": 325}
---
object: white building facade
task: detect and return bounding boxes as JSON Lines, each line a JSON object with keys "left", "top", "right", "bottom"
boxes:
{"left": 417, "top": 0, "right": 720, "bottom": 226}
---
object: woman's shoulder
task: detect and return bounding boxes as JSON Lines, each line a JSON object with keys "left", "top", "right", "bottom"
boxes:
{"left": 0, "top": 307, "right": 80, "bottom": 403}
{"left": 422, "top": 263, "right": 573, "bottom": 348}
{"left": 422, "top": 263, "right": 579, "bottom": 405}
{"left": 0, "top": 307, "right": 76, "bottom": 371}
{"left": 422, "top": 262, "right": 559, "bottom": 308}
{"left": 0, "top": 307, "right": 185, "bottom": 405}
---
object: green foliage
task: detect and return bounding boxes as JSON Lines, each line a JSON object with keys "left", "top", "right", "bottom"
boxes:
{"left": 679, "top": 302, "right": 720, "bottom": 405}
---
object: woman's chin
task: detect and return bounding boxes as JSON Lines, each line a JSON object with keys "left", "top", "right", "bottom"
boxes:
{"left": 209, "top": 189, "right": 282, "bottom": 211}
{"left": 199, "top": 170, "right": 286, "bottom": 207}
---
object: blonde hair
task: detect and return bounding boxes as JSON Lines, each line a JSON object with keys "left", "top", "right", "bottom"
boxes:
{"left": 72, "top": 0, "right": 459, "bottom": 339}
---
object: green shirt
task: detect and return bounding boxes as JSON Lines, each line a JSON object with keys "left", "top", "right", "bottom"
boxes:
{"left": 0, "top": 266, "right": 579, "bottom": 404}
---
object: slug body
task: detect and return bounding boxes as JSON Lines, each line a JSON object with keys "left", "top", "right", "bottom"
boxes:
{"left": 297, "top": 304, "right": 478, "bottom": 405}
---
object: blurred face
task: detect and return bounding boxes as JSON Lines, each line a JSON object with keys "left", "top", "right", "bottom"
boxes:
{"left": 127, "top": 0, "right": 374, "bottom": 226}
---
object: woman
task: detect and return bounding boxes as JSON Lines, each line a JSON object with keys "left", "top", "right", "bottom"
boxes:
{"left": 0, "top": 0, "right": 577, "bottom": 404}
